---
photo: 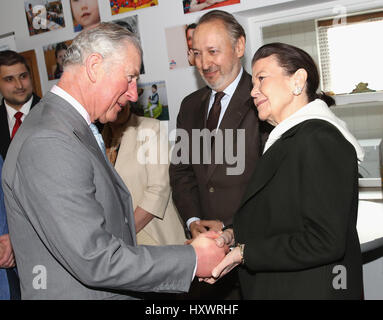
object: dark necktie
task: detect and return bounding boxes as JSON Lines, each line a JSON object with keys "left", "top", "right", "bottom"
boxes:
{"left": 11, "top": 112, "right": 23, "bottom": 139}
{"left": 206, "top": 92, "right": 225, "bottom": 131}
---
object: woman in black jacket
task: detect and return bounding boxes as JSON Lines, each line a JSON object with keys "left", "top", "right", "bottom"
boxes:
{"left": 206, "top": 43, "right": 364, "bottom": 300}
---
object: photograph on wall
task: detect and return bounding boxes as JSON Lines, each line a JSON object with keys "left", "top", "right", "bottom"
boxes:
{"left": 43, "top": 40, "right": 72, "bottom": 80}
{"left": 70, "top": 0, "right": 101, "bottom": 32}
{"left": 165, "top": 23, "right": 197, "bottom": 70}
{"left": 112, "top": 15, "right": 145, "bottom": 74}
{"left": 0, "top": 32, "right": 17, "bottom": 52}
{"left": 134, "top": 81, "right": 169, "bottom": 121}
{"left": 24, "top": 0, "right": 65, "bottom": 36}
{"left": 110, "top": 0, "right": 159, "bottom": 15}
{"left": 183, "top": 0, "right": 240, "bottom": 14}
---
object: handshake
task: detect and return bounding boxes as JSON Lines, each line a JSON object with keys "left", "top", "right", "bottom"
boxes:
{"left": 189, "top": 225, "right": 244, "bottom": 284}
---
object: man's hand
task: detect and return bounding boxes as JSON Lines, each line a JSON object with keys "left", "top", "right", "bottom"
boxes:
{"left": 202, "top": 246, "right": 242, "bottom": 284}
{"left": 189, "top": 219, "right": 224, "bottom": 239}
{"left": 190, "top": 231, "right": 229, "bottom": 278}
{"left": 0, "top": 234, "right": 16, "bottom": 268}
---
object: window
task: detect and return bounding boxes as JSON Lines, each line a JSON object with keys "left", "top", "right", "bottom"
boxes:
{"left": 317, "top": 10, "right": 383, "bottom": 95}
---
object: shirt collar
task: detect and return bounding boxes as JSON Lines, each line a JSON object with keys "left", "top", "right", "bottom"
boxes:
{"left": 211, "top": 67, "right": 243, "bottom": 98}
{"left": 50, "top": 85, "right": 91, "bottom": 125}
{"left": 5, "top": 95, "right": 33, "bottom": 122}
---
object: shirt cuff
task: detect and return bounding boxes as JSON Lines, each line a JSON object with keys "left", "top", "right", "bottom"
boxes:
{"left": 192, "top": 254, "right": 197, "bottom": 280}
{"left": 186, "top": 217, "right": 200, "bottom": 231}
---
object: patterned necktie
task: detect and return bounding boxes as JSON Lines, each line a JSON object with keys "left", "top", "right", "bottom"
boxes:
{"left": 206, "top": 92, "right": 225, "bottom": 131}
{"left": 89, "top": 123, "right": 107, "bottom": 159}
{"left": 11, "top": 112, "right": 23, "bottom": 139}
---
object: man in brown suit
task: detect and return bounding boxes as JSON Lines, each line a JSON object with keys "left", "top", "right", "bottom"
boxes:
{"left": 169, "top": 10, "right": 270, "bottom": 299}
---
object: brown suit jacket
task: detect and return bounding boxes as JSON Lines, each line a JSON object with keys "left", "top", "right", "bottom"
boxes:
{"left": 169, "top": 71, "right": 270, "bottom": 226}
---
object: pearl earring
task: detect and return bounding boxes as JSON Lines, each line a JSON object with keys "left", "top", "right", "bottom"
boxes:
{"left": 293, "top": 86, "right": 302, "bottom": 96}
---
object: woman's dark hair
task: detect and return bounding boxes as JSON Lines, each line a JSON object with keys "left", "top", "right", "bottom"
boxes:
{"left": 55, "top": 42, "right": 68, "bottom": 57}
{"left": 186, "top": 23, "right": 197, "bottom": 34}
{"left": 252, "top": 42, "right": 335, "bottom": 107}
{"left": 152, "top": 84, "right": 157, "bottom": 90}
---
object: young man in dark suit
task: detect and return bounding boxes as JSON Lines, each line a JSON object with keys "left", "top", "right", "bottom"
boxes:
{"left": 0, "top": 50, "right": 40, "bottom": 300}
{"left": 169, "top": 10, "right": 270, "bottom": 299}
{"left": 0, "top": 50, "right": 40, "bottom": 160}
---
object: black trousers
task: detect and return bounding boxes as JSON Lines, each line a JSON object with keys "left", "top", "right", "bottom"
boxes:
{"left": 5, "top": 269, "right": 21, "bottom": 300}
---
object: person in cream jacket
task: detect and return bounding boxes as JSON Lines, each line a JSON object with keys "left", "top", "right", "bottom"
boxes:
{"left": 103, "top": 105, "right": 186, "bottom": 246}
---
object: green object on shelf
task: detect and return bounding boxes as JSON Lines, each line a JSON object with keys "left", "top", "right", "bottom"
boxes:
{"left": 351, "top": 82, "right": 376, "bottom": 94}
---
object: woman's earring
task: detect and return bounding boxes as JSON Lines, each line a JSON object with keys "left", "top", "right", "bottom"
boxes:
{"left": 293, "top": 86, "right": 302, "bottom": 96}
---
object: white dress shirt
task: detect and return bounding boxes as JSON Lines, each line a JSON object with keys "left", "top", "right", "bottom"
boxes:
{"left": 6, "top": 96, "right": 33, "bottom": 136}
{"left": 206, "top": 67, "right": 243, "bottom": 129}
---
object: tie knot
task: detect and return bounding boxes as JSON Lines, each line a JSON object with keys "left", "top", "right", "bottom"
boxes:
{"left": 14, "top": 112, "right": 23, "bottom": 121}
{"left": 214, "top": 92, "right": 225, "bottom": 104}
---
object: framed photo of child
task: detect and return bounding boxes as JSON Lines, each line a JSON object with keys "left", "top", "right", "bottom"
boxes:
{"left": 70, "top": 0, "right": 101, "bottom": 33}
{"left": 135, "top": 81, "right": 169, "bottom": 121}
{"left": 165, "top": 23, "right": 196, "bottom": 70}
{"left": 43, "top": 40, "right": 72, "bottom": 81}
{"left": 24, "top": 0, "right": 65, "bottom": 36}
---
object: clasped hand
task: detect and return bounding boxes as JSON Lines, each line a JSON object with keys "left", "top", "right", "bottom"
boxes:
{"left": 190, "top": 227, "right": 243, "bottom": 284}
{"left": 0, "top": 234, "right": 16, "bottom": 269}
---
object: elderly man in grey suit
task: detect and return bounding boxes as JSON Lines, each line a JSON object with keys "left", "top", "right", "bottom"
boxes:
{"left": 1, "top": 23, "right": 226, "bottom": 300}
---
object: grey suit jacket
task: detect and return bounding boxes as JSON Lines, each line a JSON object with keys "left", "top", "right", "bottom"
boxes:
{"left": 1, "top": 92, "right": 195, "bottom": 300}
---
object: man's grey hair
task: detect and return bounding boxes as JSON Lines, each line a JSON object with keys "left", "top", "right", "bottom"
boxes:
{"left": 197, "top": 10, "right": 246, "bottom": 45}
{"left": 63, "top": 22, "right": 142, "bottom": 68}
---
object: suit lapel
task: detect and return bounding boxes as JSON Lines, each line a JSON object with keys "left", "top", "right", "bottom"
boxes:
{"left": 31, "top": 93, "right": 41, "bottom": 108}
{"left": 46, "top": 92, "right": 127, "bottom": 193}
{"left": 239, "top": 123, "right": 302, "bottom": 207}
{"left": 219, "top": 72, "right": 253, "bottom": 130}
{"left": 56, "top": 96, "right": 136, "bottom": 242}
{"left": 0, "top": 94, "right": 40, "bottom": 159}
{"left": 198, "top": 88, "right": 212, "bottom": 130}
{"left": 73, "top": 125, "right": 129, "bottom": 194}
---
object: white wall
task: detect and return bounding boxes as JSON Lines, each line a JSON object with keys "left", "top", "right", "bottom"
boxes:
{"left": 0, "top": 0, "right": 294, "bottom": 133}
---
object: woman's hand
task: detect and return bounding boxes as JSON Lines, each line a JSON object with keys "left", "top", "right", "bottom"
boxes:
{"left": 200, "top": 246, "right": 243, "bottom": 284}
